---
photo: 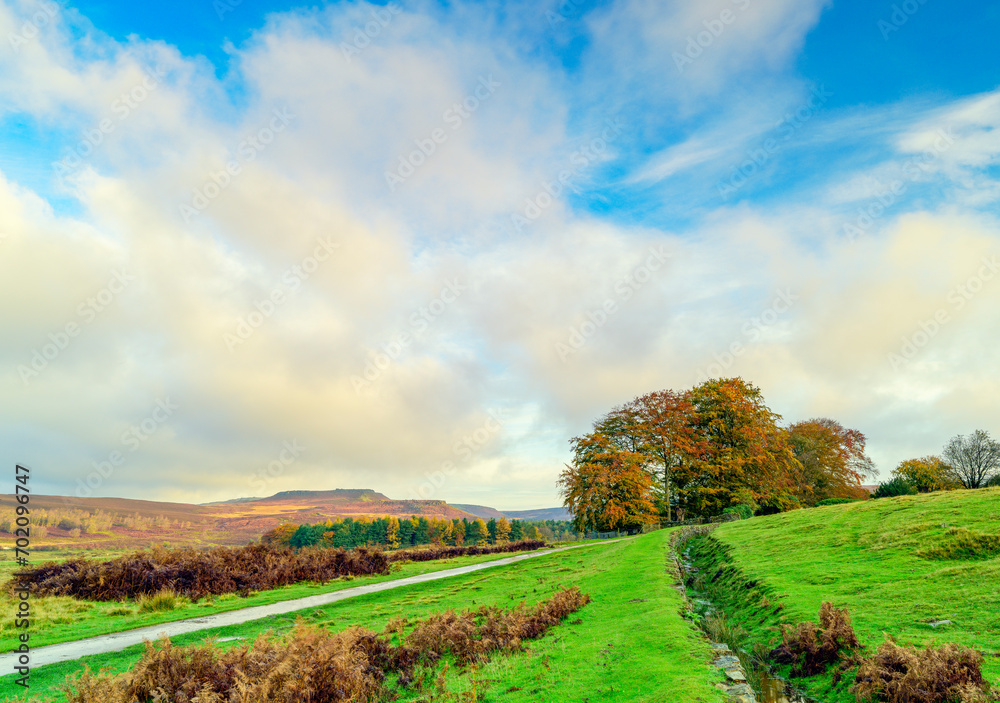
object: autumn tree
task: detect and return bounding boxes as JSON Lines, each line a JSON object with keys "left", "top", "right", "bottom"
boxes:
{"left": 386, "top": 516, "right": 400, "bottom": 549}
{"left": 942, "top": 430, "right": 1000, "bottom": 489}
{"left": 561, "top": 377, "right": 876, "bottom": 522}
{"left": 559, "top": 431, "right": 658, "bottom": 532}
{"left": 260, "top": 523, "right": 298, "bottom": 547}
{"left": 620, "top": 390, "right": 706, "bottom": 520}
{"left": 437, "top": 519, "right": 454, "bottom": 545}
{"left": 891, "top": 456, "right": 960, "bottom": 493}
{"left": 686, "top": 378, "right": 799, "bottom": 515}
{"left": 787, "top": 418, "right": 876, "bottom": 505}
{"left": 495, "top": 516, "right": 511, "bottom": 542}
{"left": 451, "top": 518, "right": 466, "bottom": 545}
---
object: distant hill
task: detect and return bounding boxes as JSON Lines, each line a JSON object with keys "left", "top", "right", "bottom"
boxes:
{"left": 452, "top": 504, "right": 572, "bottom": 522}
{"left": 451, "top": 504, "right": 506, "bottom": 519}
{"left": 503, "top": 507, "right": 571, "bottom": 521}
{"left": 4, "top": 489, "right": 480, "bottom": 550}
{"left": 253, "top": 489, "right": 390, "bottom": 503}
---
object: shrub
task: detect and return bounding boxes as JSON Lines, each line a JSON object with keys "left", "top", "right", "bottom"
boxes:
{"left": 770, "top": 602, "right": 862, "bottom": 678}
{"left": 8, "top": 544, "right": 390, "bottom": 602}
{"left": 854, "top": 640, "right": 993, "bottom": 703}
{"left": 872, "top": 478, "right": 917, "bottom": 499}
{"left": 815, "top": 498, "right": 861, "bottom": 507}
{"left": 721, "top": 504, "right": 754, "bottom": 520}
{"left": 55, "top": 588, "right": 591, "bottom": 703}
{"left": 137, "top": 589, "right": 179, "bottom": 613}
{"left": 9, "top": 541, "right": 547, "bottom": 603}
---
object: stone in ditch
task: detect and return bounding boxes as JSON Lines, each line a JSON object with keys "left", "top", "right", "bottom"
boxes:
{"left": 726, "top": 668, "right": 747, "bottom": 682}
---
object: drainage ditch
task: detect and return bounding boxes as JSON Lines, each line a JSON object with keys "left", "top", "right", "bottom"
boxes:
{"left": 669, "top": 527, "right": 812, "bottom": 703}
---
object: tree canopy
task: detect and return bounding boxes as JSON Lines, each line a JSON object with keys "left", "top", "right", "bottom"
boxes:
{"left": 890, "top": 456, "right": 960, "bottom": 493}
{"left": 942, "top": 430, "right": 1000, "bottom": 489}
{"left": 558, "top": 431, "right": 657, "bottom": 532}
{"left": 559, "top": 377, "right": 875, "bottom": 528}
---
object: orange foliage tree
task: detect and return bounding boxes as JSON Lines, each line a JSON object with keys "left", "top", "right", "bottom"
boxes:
{"left": 560, "top": 377, "right": 877, "bottom": 523}
{"left": 622, "top": 389, "right": 706, "bottom": 520}
{"left": 260, "top": 523, "right": 298, "bottom": 547}
{"left": 787, "top": 418, "right": 876, "bottom": 505}
{"left": 685, "top": 378, "right": 799, "bottom": 515}
{"left": 558, "top": 431, "right": 658, "bottom": 532}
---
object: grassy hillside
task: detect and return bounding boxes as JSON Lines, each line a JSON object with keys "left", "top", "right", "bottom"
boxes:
{"left": 687, "top": 487, "right": 1000, "bottom": 702}
{"left": 2, "top": 532, "right": 728, "bottom": 703}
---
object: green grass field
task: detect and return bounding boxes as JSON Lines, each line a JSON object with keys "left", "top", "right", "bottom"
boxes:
{"left": 2, "top": 532, "right": 728, "bottom": 702}
{"left": 686, "top": 487, "right": 1000, "bottom": 702}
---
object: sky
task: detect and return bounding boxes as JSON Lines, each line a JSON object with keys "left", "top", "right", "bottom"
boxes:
{"left": 1, "top": 0, "right": 998, "bottom": 509}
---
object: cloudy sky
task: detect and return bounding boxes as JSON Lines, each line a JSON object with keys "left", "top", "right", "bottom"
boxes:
{"left": 2, "top": 0, "right": 998, "bottom": 509}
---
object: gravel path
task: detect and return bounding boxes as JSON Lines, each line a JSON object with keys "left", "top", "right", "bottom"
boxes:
{"left": 3, "top": 539, "right": 627, "bottom": 671}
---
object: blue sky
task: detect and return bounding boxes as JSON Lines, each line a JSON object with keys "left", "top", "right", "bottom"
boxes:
{"left": 1, "top": 0, "right": 999, "bottom": 507}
